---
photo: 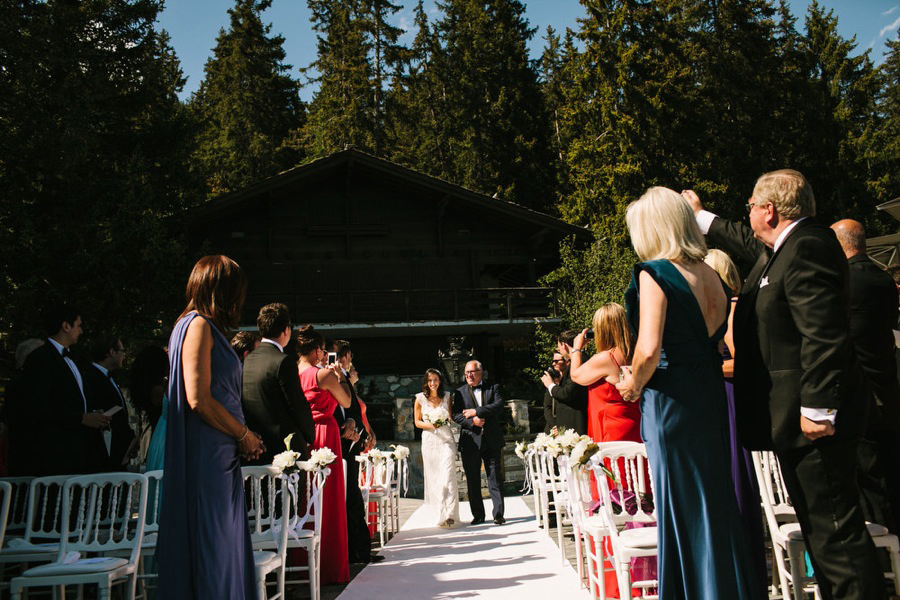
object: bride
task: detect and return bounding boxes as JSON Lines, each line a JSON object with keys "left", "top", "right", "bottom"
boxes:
{"left": 414, "top": 368, "right": 460, "bottom": 528}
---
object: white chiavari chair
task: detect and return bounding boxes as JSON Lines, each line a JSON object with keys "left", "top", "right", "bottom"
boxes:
{"left": 242, "top": 465, "right": 291, "bottom": 600}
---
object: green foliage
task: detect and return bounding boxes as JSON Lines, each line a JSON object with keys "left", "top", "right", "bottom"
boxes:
{"left": 0, "top": 0, "right": 197, "bottom": 346}
{"left": 190, "top": 0, "right": 305, "bottom": 196}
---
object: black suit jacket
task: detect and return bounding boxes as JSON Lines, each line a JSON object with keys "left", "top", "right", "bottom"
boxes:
{"left": 83, "top": 365, "right": 136, "bottom": 470}
{"left": 334, "top": 378, "right": 367, "bottom": 460}
{"left": 846, "top": 254, "right": 900, "bottom": 432}
{"left": 241, "top": 342, "right": 315, "bottom": 463}
{"left": 708, "top": 217, "right": 867, "bottom": 451}
{"left": 547, "top": 369, "right": 588, "bottom": 434}
{"left": 452, "top": 381, "right": 505, "bottom": 453}
{"left": 21, "top": 342, "right": 89, "bottom": 475}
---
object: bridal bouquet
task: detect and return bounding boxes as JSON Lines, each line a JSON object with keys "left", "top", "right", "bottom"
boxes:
{"left": 423, "top": 405, "right": 451, "bottom": 428}
{"left": 305, "top": 446, "right": 337, "bottom": 470}
{"left": 272, "top": 433, "right": 302, "bottom": 475}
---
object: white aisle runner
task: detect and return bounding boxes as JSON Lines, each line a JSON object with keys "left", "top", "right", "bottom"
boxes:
{"left": 338, "top": 497, "right": 590, "bottom": 599}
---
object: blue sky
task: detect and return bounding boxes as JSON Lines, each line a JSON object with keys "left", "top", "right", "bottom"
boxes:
{"left": 157, "top": 1, "right": 900, "bottom": 102}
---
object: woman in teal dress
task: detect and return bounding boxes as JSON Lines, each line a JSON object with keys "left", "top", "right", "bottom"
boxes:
{"left": 615, "top": 187, "right": 765, "bottom": 599}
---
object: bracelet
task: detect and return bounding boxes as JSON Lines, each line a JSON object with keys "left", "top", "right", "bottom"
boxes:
{"left": 571, "top": 348, "right": 582, "bottom": 353}
{"left": 237, "top": 426, "right": 250, "bottom": 442}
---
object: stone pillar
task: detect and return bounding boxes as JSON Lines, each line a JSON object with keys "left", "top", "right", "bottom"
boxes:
{"left": 394, "top": 397, "right": 414, "bottom": 441}
{"left": 507, "top": 399, "right": 530, "bottom": 435}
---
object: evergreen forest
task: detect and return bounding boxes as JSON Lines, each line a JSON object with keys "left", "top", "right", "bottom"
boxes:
{"left": 3, "top": 0, "right": 900, "bottom": 359}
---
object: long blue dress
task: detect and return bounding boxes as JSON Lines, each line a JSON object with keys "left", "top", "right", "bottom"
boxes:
{"left": 625, "top": 260, "right": 764, "bottom": 600}
{"left": 156, "top": 313, "right": 256, "bottom": 599}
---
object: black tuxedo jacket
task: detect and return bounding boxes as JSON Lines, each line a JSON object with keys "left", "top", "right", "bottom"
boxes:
{"left": 21, "top": 342, "right": 88, "bottom": 475}
{"left": 241, "top": 342, "right": 315, "bottom": 463}
{"left": 452, "top": 381, "right": 505, "bottom": 453}
{"left": 83, "top": 365, "right": 136, "bottom": 470}
{"left": 846, "top": 254, "right": 900, "bottom": 432}
{"left": 708, "top": 217, "right": 867, "bottom": 451}
{"left": 334, "top": 379, "right": 367, "bottom": 460}
{"left": 548, "top": 369, "right": 588, "bottom": 434}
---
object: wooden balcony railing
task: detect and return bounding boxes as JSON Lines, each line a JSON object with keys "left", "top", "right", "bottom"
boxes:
{"left": 242, "top": 287, "right": 558, "bottom": 325}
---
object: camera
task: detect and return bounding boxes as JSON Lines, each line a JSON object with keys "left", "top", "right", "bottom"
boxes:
{"left": 327, "top": 352, "right": 337, "bottom": 365}
{"left": 545, "top": 366, "right": 560, "bottom": 379}
{"left": 585, "top": 330, "right": 595, "bottom": 340}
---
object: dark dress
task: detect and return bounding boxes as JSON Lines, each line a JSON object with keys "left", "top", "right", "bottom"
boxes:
{"left": 156, "top": 313, "right": 256, "bottom": 599}
{"left": 626, "top": 260, "right": 764, "bottom": 600}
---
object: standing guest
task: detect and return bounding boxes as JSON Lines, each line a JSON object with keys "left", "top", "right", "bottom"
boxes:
{"left": 231, "top": 330, "right": 260, "bottom": 363}
{"left": 19, "top": 301, "right": 110, "bottom": 476}
{"left": 686, "top": 171, "right": 883, "bottom": 599}
{"left": 452, "top": 360, "right": 506, "bottom": 525}
{"left": 130, "top": 345, "right": 169, "bottom": 471}
{"left": 332, "top": 340, "right": 378, "bottom": 563}
{"left": 615, "top": 187, "right": 764, "bottom": 598}
{"left": 156, "top": 255, "right": 263, "bottom": 599}
{"left": 84, "top": 335, "right": 136, "bottom": 471}
{"left": 296, "top": 325, "right": 351, "bottom": 584}
{"left": 570, "top": 304, "right": 640, "bottom": 445}
{"left": 539, "top": 330, "right": 588, "bottom": 434}
{"left": 703, "top": 249, "right": 768, "bottom": 587}
{"left": 832, "top": 219, "right": 900, "bottom": 534}
{"left": 242, "top": 303, "right": 314, "bottom": 465}
{"left": 541, "top": 352, "right": 565, "bottom": 433}
{"left": 3, "top": 338, "right": 44, "bottom": 476}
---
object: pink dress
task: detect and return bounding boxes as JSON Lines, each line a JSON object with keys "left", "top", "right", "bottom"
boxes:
{"left": 300, "top": 366, "right": 349, "bottom": 584}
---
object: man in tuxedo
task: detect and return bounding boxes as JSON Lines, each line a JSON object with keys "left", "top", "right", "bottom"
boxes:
{"left": 542, "top": 351, "right": 565, "bottom": 433}
{"left": 332, "top": 340, "right": 380, "bottom": 563}
{"left": 686, "top": 170, "right": 883, "bottom": 599}
{"left": 832, "top": 219, "right": 900, "bottom": 533}
{"left": 452, "top": 360, "right": 506, "bottom": 525}
{"left": 19, "top": 301, "right": 110, "bottom": 476}
{"left": 540, "top": 330, "right": 588, "bottom": 434}
{"left": 241, "top": 303, "right": 314, "bottom": 465}
{"left": 83, "top": 335, "right": 136, "bottom": 471}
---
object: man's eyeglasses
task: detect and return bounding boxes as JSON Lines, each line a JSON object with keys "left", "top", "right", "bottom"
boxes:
{"left": 464, "top": 370, "right": 482, "bottom": 376}
{"left": 551, "top": 359, "right": 565, "bottom": 364}
{"left": 745, "top": 201, "right": 757, "bottom": 213}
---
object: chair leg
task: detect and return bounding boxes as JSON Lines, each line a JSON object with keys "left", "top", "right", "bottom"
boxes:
{"left": 614, "top": 558, "right": 633, "bottom": 600}
{"left": 257, "top": 569, "right": 267, "bottom": 600}
{"left": 786, "top": 542, "right": 808, "bottom": 600}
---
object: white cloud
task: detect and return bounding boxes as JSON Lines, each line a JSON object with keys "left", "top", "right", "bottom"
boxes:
{"left": 883, "top": 5, "right": 899, "bottom": 17}
{"left": 880, "top": 15, "right": 900, "bottom": 38}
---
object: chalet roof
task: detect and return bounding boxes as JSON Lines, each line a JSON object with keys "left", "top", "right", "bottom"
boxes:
{"left": 188, "top": 148, "right": 591, "bottom": 239}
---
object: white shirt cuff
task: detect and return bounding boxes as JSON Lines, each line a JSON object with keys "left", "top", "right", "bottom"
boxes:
{"left": 547, "top": 383, "right": 556, "bottom": 395}
{"left": 800, "top": 407, "right": 837, "bottom": 424}
{"left": 696, "top": 210, "right": 716, "bottom": 234}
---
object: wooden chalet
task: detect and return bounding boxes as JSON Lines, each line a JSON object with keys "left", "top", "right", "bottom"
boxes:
{"left": 186, "top": 149, "right": 591, "bottom": 383}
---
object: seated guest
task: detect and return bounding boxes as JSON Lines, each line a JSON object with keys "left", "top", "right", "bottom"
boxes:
{"left": 84, "top": 334, "right": 136, "bottom": 471}
{"left": 230, "top": 330, "right": 260, "bottom": 363}
{"left": 540, "top": 330, "right": 588, "bottom": 434}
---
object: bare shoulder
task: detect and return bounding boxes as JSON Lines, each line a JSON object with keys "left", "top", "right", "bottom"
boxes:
{"left": 184, "top": 315, "right": 211, "bottom": 345}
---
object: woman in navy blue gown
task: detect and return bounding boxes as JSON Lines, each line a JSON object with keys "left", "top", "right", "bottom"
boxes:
{"left": 156, "top": 255, "right": 264, "bottom": 599}
{"left": 616, "top": 188, "right": 765, "bottom": 599}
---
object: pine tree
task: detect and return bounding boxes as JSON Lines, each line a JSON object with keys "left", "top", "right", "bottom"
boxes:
{"left": 0, "top": 0, "right": 197, "bottom": 342}
{"left": 867, "top": 35, "right": 900, "bottom": 206}
{"left": 190, "top": 0, "right": 304, "bottom": 196}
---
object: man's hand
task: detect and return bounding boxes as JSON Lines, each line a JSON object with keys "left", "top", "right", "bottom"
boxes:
{"left": 681, "top": 190, "right": 703, "bottom": 215}
{"left": 82, "top": 412, "right": 112, "bottom": 429}
{"left": 801, "top": 415, "right": 835, "bottom": 441}
{"left": 462, "top": 408, "right": 477, "bottom": 418}
{"left": 540, "top": 372, "right": 554, "bottom": 389}
{"left": 348, "top": 368, "right": 359, "bottom": 385}
{"left": 472, "top": 417, "right": 485, "bottom": 427}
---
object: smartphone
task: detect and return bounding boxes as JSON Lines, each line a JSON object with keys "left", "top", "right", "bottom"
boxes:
{"left": 327, "top": 352, "right": 337, "bottom": 365}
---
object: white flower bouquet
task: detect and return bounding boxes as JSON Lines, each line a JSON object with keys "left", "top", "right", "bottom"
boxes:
{"left": 515, "top": 440, "right": 528, "bottom": 460}
{"left": 390, "top": 444, "right": 410, "bottom": 460}
{"left": 570, "top": 437, "right": 600, "bottom": 465}
{"left": 272, "top": 433, "right": 302, "bottom": 475}
{"left": 305, "top": 446, "right": 337, "bottom": 470}
{"left": 423, "top": 405, "right": 451, "bottom": 428}
{"left": 365, "top": 448, "right": 387, "bottom": 462}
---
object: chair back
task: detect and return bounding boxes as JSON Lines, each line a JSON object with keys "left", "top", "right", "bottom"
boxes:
{"left": 0, "top": 476, "right": 34, "bottom": 539}
{"left": 557, "top": 455, "right": 588, "bottom": 528}
{"left": 0, "top": 481, "right": 11, "bottom": 550}
{"left": 752, "top": 450, "right": 796, "bottom": 532}
{"left": 594, "top": 443, "right": 655, "bottom": 523}
{"left": 241, "top": 465, "right": 292, "bottom": 553}
{"left": 143, "top": 470, "right": 163, "bottom": 534}
{"left": 292, "top": 462, "right": 330, "bottom": 535}
{"left": 23, "top": 475, "right": 70, "bottom": 545}
{"left": 58, "top": 473, "right": 148, "bottom": 566}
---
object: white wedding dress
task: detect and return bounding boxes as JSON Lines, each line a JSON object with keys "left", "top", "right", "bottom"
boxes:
{"left": 417, "top": 392, "right": 460, "bottom": 527}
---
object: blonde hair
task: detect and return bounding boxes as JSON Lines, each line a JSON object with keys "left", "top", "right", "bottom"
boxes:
{"left": 704, "top": 249, "right": 741, "bottom": 294}
{"left": 752, "top": 169, "right": 815, "bottom": 219}
{"left": 626, "top": 187, "right": 707, "bottom": 262}
{"left": 591, "top": 303, "right": 634, "bottom": 362}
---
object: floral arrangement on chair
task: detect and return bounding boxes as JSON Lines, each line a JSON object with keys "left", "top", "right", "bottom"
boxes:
{"left": 390, "top": 444, "right": 410, "bottom": 461}
{"left": 272, "top": 433, "right": 302, "bottom": 475}
{"left": 305, "top": 446, "right": 337, "bottom": 470}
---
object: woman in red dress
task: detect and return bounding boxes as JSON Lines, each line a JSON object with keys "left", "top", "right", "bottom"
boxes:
{"left": 296, "top": 325, "right": 352, "bottom": 584}
{"left": 569, "top": 302, "right": 648, "bottom": 598}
